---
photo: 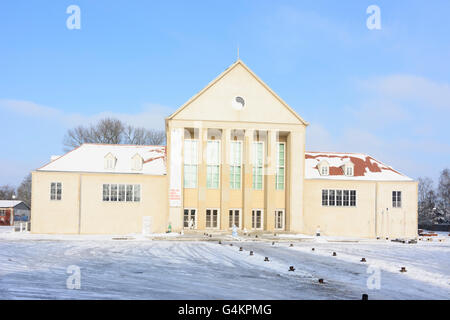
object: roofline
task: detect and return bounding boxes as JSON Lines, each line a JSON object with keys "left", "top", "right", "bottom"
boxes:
{"left": 166, "top": 59, "right": 309, "bottom": 126}
{"left": 0, "top": 201, "right": 30, "bottom": 209}
{"left": 305, "top": 151, "right": 411, "bottom": 179}
{"left": 37, "top": 143, "right": 166, "bottom": 171}
{"left": 33, "top": 169, "right": 167, "bottom": 176}
{"left": 80, "top": 143, "right": 166, "bottom": 148}
{"left": 305, "top": 178, "right": 417, "bottom": 182}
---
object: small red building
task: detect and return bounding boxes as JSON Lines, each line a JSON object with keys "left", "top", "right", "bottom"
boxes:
{"left": 0, "top": 201, "right": 30, "bottom": 226}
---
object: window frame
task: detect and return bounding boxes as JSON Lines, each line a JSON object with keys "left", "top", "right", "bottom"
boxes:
{"left": 229, "top": 141, "right": 242, "bottom": 190}
{"left": 50, "top": 182, "right": 62, "bottom": 201}
{"left": 205, "top": 208, "right": 220, "bottom": 229}
{"left": 392, "top": 191, "right": 402, "bottom": 208}
{"left": 102, "top": 184, "right": 141, "bottom": 202}
{"left": 228, "top": 208, "right": 241, "bottom": 229}
{"left": 274, "top": 209, "right": 285, "bottom": 230}
{"left": 252, "top": 141, "right": 264, "bottom": 190}
{"left": 206, "top": 140, "right": 221, "bottom": 189}
{"left": 276, "top": 142, "right": 285, "bottom": 190}
{"left": 183, "top": 208, "right": 197, "bottom": 229}
{"left": 321, "top": 189, "right": 356, "bottom": 207}
{"left": 184, "top": 139, "right": 199, "bottom": 189}
{"left": 251, "top": 209, "right": 264, "bottom": 230}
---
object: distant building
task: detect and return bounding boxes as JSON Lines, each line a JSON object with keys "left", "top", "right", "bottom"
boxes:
{"left": 0, "top": 200, "right": 31, "bottom": 226}
{"left": 31, "top": 60, "right": 418, "bottom": 237}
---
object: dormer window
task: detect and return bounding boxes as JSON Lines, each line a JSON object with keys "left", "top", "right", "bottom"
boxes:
{"left": 131, "top": 154, "right": 143, "bottom": 171}
{"left": 342, "top": 161, "right": 354, "bottom": 176}
{"left": 318, "top": 161, "right": 329, "bottom": 176}
{"left": 346, "top": 167, "right": 353, "bottom": 176}
{"left": 104, "top": 153, "right": 117, "bottom": 170}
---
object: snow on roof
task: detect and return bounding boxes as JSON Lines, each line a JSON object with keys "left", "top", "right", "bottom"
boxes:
{"left": 0, "top": 200, "right": 25, "bottom": 208}
{"left": 305, "top": 151, "right": 413, "bottom": 181}
{"left": 38, "top": 144, "right": 166, "bottom": 175}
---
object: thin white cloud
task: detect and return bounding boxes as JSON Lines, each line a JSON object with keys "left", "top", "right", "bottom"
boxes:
{"left": 0, "top": 99, "right": 174, "bottom": 130}
{"left": 358, "top": 74, "right": 450, "bottom": 110}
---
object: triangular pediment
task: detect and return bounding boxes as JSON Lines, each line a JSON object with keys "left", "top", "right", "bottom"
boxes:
{"left": 168, "top": 60, "right": 308, "bottom": 126}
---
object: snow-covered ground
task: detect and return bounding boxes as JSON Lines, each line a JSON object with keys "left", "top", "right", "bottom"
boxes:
{"left": 0, "top": 230, "right": 449, "bottom": 299}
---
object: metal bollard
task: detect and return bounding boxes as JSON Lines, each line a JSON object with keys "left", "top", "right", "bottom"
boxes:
{"left": 289, "top": 266, "right": 295, "bottom": 272}
{"left": 289, "top": 243, "right": 293, "bottom": 247}
{"left": 361, "top": 258, "right": 366, "bottom": 262}
{"left": 332, "top": 252, "right": 337, "bottom": 256}
{"left": 362, "top": 294, "right": 368, "bottom": 300}
{"left": 239, "top": 247, "right": 243, "bottom": 251}
{"left": 318, "top": 279, "right": 324, "bottom": 284}
{"left": 400, "top": 267, "right": 407, "bottom": 273}
{"left": 249, "top": 251, "right": 254, "bottom": 256}
{"left": 264, "top": 257, "right": 269, "bottom": 262}
{"left": 312, "top": 248, "right": 315, "bottom": 251}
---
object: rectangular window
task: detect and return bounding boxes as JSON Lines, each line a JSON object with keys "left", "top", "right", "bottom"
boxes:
{"left": 229, "top": 141, "right": 242, "bottom": 189}
{"left": 336, "top": 190, "right": 342, "bottom": 206}
{"left": 276, "top": 143, "right": 285, "bottom": 190}
{"left": 329, "top": 190, "right": 335, "bottom": 206}
{"left": 183, "top": 208, "right": 197, "bottom": 229}
{"left": 252, "top": 209, "right": 263, "bottom": 229}
{"left": 252, "top": 142, "right": 264, "bottom": 190}
{"left": 229, "top": 209, "right": 240, "bottom": 228}
{"left": 275, "top": 210, "right": 284, "bottom": 229}
{"left": 206, "top": 209, "right": 219, "bottom": 228}
{"left": 102, "top": 184, "right": 110, "bottom": 201}
{"left": 50, "top": 182, "right": 62, "bottom": 200}
{"left": 184, "top": 140, "right": 198, "bottom": 189}
{"left": 393, "top": 191, "right": 402, "bottom": 208}
{"left": 322, "top": 189, "right": 329, "bottom": 206}
{"left": 350, "top": 190, "right": 356, "bottom": 207}
{"left": 207, "top": 140, "right": 220, "bottom": 189}
{"left": 103, "top": 184, "right": 140, "bottom": 202}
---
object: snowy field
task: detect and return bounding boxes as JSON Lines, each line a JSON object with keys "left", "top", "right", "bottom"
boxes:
{"left": 0, "top": 229, "right": 449, "bottom": 300}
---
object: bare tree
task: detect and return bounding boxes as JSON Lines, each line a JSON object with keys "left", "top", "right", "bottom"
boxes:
{"left": 145, "top": 129, "right": 166, "bottom": 145}
{"left": 0, "top": 185, "right": 16, "bottom": 200}
{"left": 437, "top": 168, "right": 450, "bottom": 222}
{"left": 91, "top": 118, "right": 124, "bottom": 144}
{"left": 64, "top": 117, "right": 165, "bottom": 151}
{"left": 17, "top": 174, "right": 32, "bottom": 207}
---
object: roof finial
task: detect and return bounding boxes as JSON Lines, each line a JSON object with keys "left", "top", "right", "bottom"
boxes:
{"left": 237, "top": 45, "right": 240, "bottom": 61}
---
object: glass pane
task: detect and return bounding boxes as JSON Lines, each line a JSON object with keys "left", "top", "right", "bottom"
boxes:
{"left": 111, "top": 184, "right": 118, "bottom": 201}
{"left": 118, "top": 185, "right": 125, "bottom": 201}
{"left": 103, "top": 184, "right": 110, "bottom": 201}
{"left": 126, "top": 185, "right": 133, "bottom": 201}
{"left": 133, "top": 185, "right": 140, "bottom": 202}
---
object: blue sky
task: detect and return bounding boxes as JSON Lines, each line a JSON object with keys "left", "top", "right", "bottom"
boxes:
{"left": 1, "top": 0, "right": 449, "bottom": 186}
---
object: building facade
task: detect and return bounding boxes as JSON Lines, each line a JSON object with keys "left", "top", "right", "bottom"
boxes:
{"left": 31, "top": 60, "right": 418, "bottom": 238}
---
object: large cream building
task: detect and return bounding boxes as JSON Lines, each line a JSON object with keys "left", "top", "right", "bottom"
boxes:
{"left": 31, "top": 60, "right": 418, "bottom": 238}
